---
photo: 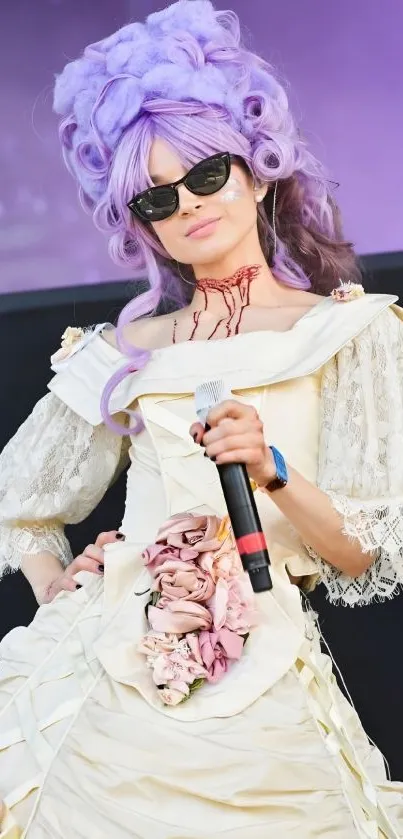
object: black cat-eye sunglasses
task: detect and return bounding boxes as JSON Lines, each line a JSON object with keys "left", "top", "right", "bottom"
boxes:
{"left": 127, "top": 152, "right": 235, "bottom": 223}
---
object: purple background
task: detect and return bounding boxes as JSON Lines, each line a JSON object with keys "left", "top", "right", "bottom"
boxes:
{"left": 0, "top": 0, "right": 402, "bottom": 294}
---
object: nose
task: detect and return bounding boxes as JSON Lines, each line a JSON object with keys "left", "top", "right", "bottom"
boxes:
{"left": 177, "top": 183, "right": 204, "bottom": 216}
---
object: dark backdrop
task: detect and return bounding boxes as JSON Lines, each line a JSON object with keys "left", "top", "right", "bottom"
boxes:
{"left": 1, "top": 252, "right": 403, "bottom": 777}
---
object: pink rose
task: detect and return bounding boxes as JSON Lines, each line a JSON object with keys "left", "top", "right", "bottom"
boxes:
{"left": 148, "top": 600, "right": 212, "bottom": 634}
{"left": 149, "top": 647, "right": 207, "bottom": 705}
{"left": 137, "top": 632, "right": 180, "bottom": 657}
{"left": 152, "top": 649, "right": 206, "bottom": 687}
{"left": 197, "top": 628, "right": 244, "bottom": 683}
{"left": 143, "top": 543, "right": 196, "bottom": 574}
{"left": 156, "top": 514, "right": 222, "bottom": 556}
{"left": 200, "top": 539, "right": 242, "bottom": 583}
{"left": 154, "top": 558, "right": 215, "bottom": 605}
{"left": 159, "top": 686, "right": 188, "bottom": 706}
{"left": 209, "top": 576, "right": 258, "bottom": 633}
{"left": 138, "top": 635, "right": 207, "bottom": 705}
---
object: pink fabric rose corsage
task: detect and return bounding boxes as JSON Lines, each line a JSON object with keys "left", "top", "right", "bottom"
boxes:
{"left": 138, "top": 514, "right": 258, "bottom": 705}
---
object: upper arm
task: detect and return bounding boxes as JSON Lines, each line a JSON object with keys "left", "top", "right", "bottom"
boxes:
{"left": 0, "top": 392, "right": 124, "bottom": 573}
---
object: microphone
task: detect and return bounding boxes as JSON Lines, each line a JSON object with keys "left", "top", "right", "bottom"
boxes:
{"left": 194, "top": 380, "right": 272, "bottom": 593}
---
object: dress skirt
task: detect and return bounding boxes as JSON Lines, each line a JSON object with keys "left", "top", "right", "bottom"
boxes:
{"left": 0, "top": 545, "right": 402, "bottom": 839}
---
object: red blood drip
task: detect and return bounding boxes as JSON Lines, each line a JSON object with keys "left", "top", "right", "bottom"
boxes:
{"left": 172, "top": 265, "right": 261, "bottom": 344}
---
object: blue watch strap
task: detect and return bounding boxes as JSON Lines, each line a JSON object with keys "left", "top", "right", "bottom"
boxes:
{"left": 266, "top": 446, "right": 288, "bottom": 492}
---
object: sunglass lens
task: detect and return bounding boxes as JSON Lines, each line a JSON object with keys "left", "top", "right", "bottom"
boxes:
{"left": 136, "top": 186, "right": 178, "bottom": 221}
{"left": 186, "top": 156, "right": 229, "bottom": 195}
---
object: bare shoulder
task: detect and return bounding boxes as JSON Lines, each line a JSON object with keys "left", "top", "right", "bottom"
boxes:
{"left": 279, "top": 290, "right": 325, "bottom": 311}
{"left": 102, "top": 311, "right": 178, "bottom": 352}
{"left": 299, "top": 291, "right": 325, "bottom": 307}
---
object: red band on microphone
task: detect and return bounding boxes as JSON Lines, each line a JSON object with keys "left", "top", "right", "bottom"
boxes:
{"left": 236, "top": 531, "right": 267, "bottom": 556}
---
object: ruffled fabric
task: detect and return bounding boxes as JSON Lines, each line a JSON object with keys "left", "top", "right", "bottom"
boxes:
{"left": 48, "top": 294, "right": 396, "bottom": 426}
{"left": 311, "top": 305, "right": 403, "bottom": 604}
{"left": 0, "top": 392, "right": 126, "bottom": 576}
{"left": 0, "top": 549, "right": 402, "bottom": 837}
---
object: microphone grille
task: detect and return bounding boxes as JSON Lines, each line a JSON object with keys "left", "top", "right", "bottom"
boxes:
{"left": 194, "top": 379, "right": 230, "bottom": 424}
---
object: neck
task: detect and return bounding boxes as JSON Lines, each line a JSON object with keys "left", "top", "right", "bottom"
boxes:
{"left": 192, "top": 263, "right": 285, "bottom": 315}
{"left": 191, "top": 227, "right": 284, "bottom": 315}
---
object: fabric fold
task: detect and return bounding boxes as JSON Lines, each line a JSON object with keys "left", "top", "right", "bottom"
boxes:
{"left": 48, "top": 294, "right": 397, "bottom": 426}
{"left": 309, "top": 304, "right": 403, "bottom": 604}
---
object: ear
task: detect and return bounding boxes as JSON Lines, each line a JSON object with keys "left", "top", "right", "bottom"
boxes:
{"left": 253, "top": 183, "right": 269, "bottom": 203}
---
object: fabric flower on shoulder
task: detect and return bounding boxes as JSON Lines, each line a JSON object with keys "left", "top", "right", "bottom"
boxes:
{"left": 330, "top": 281, "right": 365, "bottom": 302}
{"left": 50, "top": 322, "right": 108, "bottom": 371}
{"left": 50, "top": 327, "right": 85, "bottom": 366}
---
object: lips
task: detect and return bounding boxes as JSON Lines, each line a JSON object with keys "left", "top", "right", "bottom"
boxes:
{"left": 185, "top": 218, "right": 220, "bottom": 237}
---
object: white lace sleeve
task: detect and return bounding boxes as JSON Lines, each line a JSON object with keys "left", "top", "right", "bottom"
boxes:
{"left": 0, "top": 392, "right": 126, "bottom": 576}
{"left": 311, "top": 306, "right": 403, "bottom": 605}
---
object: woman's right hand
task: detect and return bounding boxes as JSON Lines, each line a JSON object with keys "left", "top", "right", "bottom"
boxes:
{"left": 39, "top": 531, "right": 124, "bottom": 604}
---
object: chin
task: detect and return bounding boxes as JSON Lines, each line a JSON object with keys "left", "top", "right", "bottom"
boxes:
{"left": 182, "top": 239, "right": 235, "bottom": 267}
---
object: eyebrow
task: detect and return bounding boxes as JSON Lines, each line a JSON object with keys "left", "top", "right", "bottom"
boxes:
{"left": 149, "top": 174, "right": 166, "bottom": 186}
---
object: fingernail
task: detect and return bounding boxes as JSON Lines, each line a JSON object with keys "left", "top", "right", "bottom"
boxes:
{"left": 76, "top": 583, "right": 83, "bottom": 590}
{"left": 210, "top": 455, "right": 217, "bottom": 463}
{"left": 192, "top": 432, "right": 198, "bottom": 443}
{"left": 116, "top": 533, "right": 125, "bottom": 541}
{"left": 98, "top": 564, "right": 104, "bottom": 573}
{"left": 204, "top": 450, "right": 209, "bottom": 458}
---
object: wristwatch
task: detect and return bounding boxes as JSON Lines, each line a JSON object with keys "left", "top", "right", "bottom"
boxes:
{"left": 265, "top": 446, "right": 288, "bottom": 492}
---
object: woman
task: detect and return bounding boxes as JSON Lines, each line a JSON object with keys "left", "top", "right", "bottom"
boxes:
{"left": 1, "top": 2, "right": 403, "bottom": 836}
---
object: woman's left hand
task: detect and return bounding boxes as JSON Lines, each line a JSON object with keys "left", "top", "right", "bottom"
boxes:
{"left": 190, "top": 400, "right": 276, "bottom": 488}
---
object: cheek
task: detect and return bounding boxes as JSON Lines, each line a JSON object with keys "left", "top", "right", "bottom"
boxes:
{"left": 218, "top": 175, "right": 247, "bottom": 204}
{"left": 220, "top": 181, "right": 257, "bottom": 233}
{"left": 151, "top": 219, "right": 177, "bottom": 251}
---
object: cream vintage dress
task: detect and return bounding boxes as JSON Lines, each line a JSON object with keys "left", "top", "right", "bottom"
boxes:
{"left": 1, "top": 293, "right": 403, "bottom": 838}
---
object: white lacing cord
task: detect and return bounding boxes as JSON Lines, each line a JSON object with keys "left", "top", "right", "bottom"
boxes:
{"left": 301, "top": 592, "right": 391, "bottom": 781}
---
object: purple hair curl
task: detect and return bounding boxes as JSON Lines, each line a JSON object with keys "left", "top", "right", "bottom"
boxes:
{"left": 53, "top": 0, "right": 360, "bottom": 435}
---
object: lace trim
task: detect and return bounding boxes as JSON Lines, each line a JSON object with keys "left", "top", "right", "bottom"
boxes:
{"left": 0, "top": 392, "right": 126, "bottom": 576}
{"left": 0, "top": 524, "right": 73, "bottom": 574}
{"left": 312, "top": 307, "right": 403, "bottom": 605}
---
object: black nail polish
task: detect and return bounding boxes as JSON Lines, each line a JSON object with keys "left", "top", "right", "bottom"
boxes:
{"left": 191, "top": 431, "right": 198, "bottom": 442}
{"left": 98, "top": 564, "right": 104, "bottom": 573}
{"left": 76, "top": 583, "right": 83, "bottom": 590}
{"left": 116, "top": 533, "right": 125, "bottom": 540}
{"left": 204, "top": 450, "right": 209, "bottom": 458}
{"left": 210, "top": 455, "right": 217, "bottom": 463}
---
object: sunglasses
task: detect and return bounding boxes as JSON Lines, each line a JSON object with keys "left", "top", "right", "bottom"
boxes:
{"left": 127, "top": 152, "right": 232, "bottom": 223}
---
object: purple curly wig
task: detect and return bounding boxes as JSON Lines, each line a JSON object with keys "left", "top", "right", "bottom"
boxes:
{"left": 53, "top": 0, "right": 360, "bottom": 434}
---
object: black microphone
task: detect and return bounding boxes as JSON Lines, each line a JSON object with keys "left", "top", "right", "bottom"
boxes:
{"left": 195, "top": 380, "right": 272, "bottom": 593}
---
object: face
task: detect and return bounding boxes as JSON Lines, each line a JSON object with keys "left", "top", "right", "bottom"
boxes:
{"left": 143, "top": 138, "right": 267, "bottom": 270}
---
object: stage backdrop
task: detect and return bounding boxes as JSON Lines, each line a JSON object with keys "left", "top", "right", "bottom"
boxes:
{"left": 0, "top": 0, "right": 402, "bottom": 293}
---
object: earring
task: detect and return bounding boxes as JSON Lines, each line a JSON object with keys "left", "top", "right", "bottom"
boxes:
{"left": 272, "top": 181, "right": 278, "bottom": 257}
{"left": 253, "top": 187, "right": 264, "bottom": 203}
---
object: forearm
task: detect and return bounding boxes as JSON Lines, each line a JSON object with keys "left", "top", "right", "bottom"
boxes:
{"left": 266, "top": 466, "right": 372, "bottom": 577}
{"left": 21, "top": 552, "right": 64, "bottom": 603}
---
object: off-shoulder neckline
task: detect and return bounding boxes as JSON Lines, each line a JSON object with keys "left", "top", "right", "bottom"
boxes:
{"left": 102, "top": 296, "right": 331, "bottom": 362}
